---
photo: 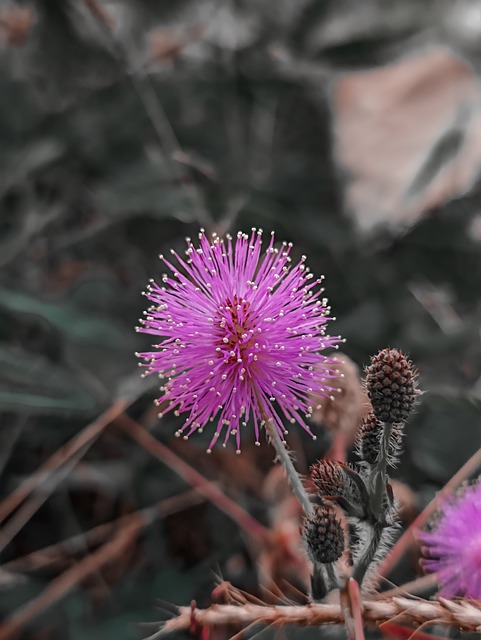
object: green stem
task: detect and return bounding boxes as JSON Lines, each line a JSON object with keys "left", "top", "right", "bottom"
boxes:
{"left": 352, "top": 522, "right": 383, "bottom": 585}
{"left": 256, "top": 392, "right": 313, "bottom": 517}
{"left": 354, "top": 422, "right": 393, "bottom": 586}
{"left": 370, "top": 422, "right": 393, "bottom": 520}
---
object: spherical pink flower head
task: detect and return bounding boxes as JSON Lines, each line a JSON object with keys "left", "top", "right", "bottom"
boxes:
{"left": 419, "top": 480, "right": 481, "bottom": 599}
{"left": 136, "top": 229, "right": 342, "bottom": 452}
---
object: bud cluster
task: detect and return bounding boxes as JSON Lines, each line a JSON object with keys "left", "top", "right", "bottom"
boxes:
{"left": 303, "top": 347, "right": 420, "bottom": 599}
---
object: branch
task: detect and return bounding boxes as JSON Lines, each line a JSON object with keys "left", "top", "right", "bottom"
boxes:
{"left": 115, "top": 414, "right": 268, "bottom": 542}
{"left": 158, "top": 598, "right": 481, "bottom": 636}
{"left": 0, "top": 491, "right": 206, "bottom": 640}
{"left": 0, "top": 397, "right": 135, "bottom": 526}
{"left": 0, "top": 517, "right": 142, "bottom": 640}
{"left": 2, "top": 489, "right": 203, "bottom": 573}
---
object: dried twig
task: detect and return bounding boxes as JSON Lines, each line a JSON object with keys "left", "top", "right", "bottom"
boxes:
{"left": 2, "top": 489, "right": 203, "bottom": 573}
{"left": 0, "top": 441, "right": 91, "bottom": 555}
{"left": 373, "top": 574, "right": 439, "bottom": 600}
{"left": 343, "top": 578, "right": 365, "bottom": 640}
{"left": 0, "top": 491, "right": 206, "bottom": 640}
{"left": 114, "top": 413, "right": 269, "bottom": 542}
{"left": 0, "top": 398, "right": 134, "bottom": 526}
{"left": 158, "top": 597, "right": 481, "bottom": 635}
{"left": 0, "top": 518, "right": 141, "bottom": 640}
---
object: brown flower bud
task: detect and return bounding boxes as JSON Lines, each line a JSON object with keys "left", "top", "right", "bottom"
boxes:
{"left": 365, "top": 348, "right": 419, "bottom": 424}
{"left": 309, "top": 353, "right": 369, "bottom": 446}
{"left": 356, "top": 412, "right": 383, "bottom": 464}
{"left": 310, "top": 460, "right": 348, "bottom": 499}
{"left": 303, "top": 504, "right": 344, "bottom": 564}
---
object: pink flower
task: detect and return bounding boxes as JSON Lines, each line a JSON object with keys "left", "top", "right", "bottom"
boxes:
{"left": 419, "top": 480, "right": 481, "bottom": 599}
{"left": 136, "top": 229, "right": 341, "bottom": 452}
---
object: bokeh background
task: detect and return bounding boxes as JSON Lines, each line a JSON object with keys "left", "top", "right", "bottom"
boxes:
{"left": 2, "top": 1, "right": 481, "bottom": 638}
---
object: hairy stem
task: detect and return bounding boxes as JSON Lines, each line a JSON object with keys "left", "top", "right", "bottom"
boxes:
{"left": 353, "top": 522, "right": 383, "bottom": 585}
{"left": 354, "top": 422, "right": 393, "bottom": 585}
{"left": 370, "top": 422, "right": 393, "bottom": 519}
{"left": 256, "top": 392, "right": 313, "bottom": 516}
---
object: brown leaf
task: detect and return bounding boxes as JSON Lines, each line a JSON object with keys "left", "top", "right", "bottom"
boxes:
{"left": 311, "top": 353, "right": 369, "bottom": 448}
{"left": 332, "top": 47, "right": 481, "bottom": 230}
{"left": 0, "top": 6, "right": 34, "bottom": 46}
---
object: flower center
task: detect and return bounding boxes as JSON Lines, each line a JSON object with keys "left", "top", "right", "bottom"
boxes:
{"left": 215, "top": 295, "right": 258, "bottom": 365}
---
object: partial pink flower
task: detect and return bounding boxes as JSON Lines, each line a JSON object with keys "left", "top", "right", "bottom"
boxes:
{"left": 419, "top": 480, "right": 481, "bottom": 599}
{"left": 136, "top": 229, "right": 341, "bottom": 452}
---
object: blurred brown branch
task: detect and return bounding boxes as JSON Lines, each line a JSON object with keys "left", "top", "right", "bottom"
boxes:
{"left": 114, "top": 413, "right": 269, "bottom": 542}
{"left": 80, "top": 0, "right": 213, "bottom": 229}
{"left": 0, "top": 490, "right": 205, "bottom": 640}
{"left": 157, "top": 597, "right": 481, "bottom": 636}
{"left": 0, "top": 397, "right": 135, "bottom": 527}
{"left": 2, "top": 489, "right": 203, "bottom": 574}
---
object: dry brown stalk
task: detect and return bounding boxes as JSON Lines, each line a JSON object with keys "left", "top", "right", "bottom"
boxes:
{"left": 0, "top": 442, "right": 91, "bottom": 555}
{"left": 0, "top": 490, "right": 208, "bottom": 640}
{"left": 0, "top": 517, "right": 141, "bottom": 640}
{"left": 158, "top": 597, "right": 481, "bottom": 635}
{"left": 0, "top": 397, "right": 133, "bottom": 526}
{"left": 373, "top": 574, "right": 439, "bottom": 600}
{"left": 115, "top": 414, "right": 269, "bottom": 542}
{"left": 2, "top": 489, "right": 203, "bottom": 573}
{"left": 344, "top": 578, "right": 365, "bottom": 640}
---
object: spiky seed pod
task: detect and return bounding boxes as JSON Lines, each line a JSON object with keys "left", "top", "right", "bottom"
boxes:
{"left": 310, "top": 460, "right": 368, "bottom": 519}
{"left": 303, "top": 504, "right": 345, "bottom": 564}
{"left": 356, "top": 413, "right": 405, "bottom": 466}
{"left": 357, "top": 412, "right": 383, "bottom": 464}
{"left": 365, "top": 348, "right": 419, "bottom": 424}
{"left": 310, "top": 460, "right": 348, "bottom": 499}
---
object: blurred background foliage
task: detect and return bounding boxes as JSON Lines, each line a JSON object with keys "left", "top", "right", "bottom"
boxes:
{"left": 2, "top": 0, "right": 481, "bottom": 638}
